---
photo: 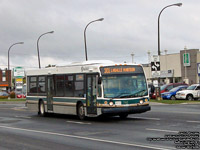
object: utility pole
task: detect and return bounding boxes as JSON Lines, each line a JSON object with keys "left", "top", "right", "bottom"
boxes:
{"left": 131, "top": 53, "right": 134, "bottom": 63}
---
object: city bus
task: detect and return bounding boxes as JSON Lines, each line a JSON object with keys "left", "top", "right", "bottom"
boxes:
{"left": 26, "top": 60, "right": 150, "bottom": 120}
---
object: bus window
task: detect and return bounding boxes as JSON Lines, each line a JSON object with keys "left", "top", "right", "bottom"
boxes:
{"left": 29, "top": 76, "right": 37, "bottom": 93}
{"left": 38, "top": 76, "right": 46, "bottom": 93}
{"left": 74, "top": 74, "right": 84, "bottom": 97}
{"left": 55, "top": 75, "right": 65, "bottom": 97}
{"left": 65, "top": 75, "right": 74, "bottom": 97}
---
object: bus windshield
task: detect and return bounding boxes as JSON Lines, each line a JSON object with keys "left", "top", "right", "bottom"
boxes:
{"left": 102, "top": 74, "right": 148, "bottom": 98}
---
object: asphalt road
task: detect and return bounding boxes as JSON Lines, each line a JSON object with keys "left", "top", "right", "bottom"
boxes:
{"left": 0, "top": 103, "right": 199, "bottom": 150}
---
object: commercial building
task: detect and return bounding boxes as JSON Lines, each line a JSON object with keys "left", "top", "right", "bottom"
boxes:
{"left": 0, "top": 69, "right": 11, "bottom": 91}
{"left": 143, "top": 49, "right": 200, "bottom": 85}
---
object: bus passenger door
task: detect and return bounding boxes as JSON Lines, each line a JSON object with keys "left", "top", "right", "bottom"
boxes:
{"left": 47, "top": 76, "right": 54, "bottom": 111}
{"left": 86, "top": 74, "right": 97, "bottom": 115}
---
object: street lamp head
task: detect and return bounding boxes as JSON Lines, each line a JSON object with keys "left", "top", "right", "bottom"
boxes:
{"left": 49, "top": 31, "right": 54, "bottom": 34}
{"left": 97, "top": 18, "right": 104, "bottom": 21}
{"left": 19, "top": 42, "right": 24, "bottom": 44}
{"left": 174, "top": 3, "right": 182, "bottom": 7}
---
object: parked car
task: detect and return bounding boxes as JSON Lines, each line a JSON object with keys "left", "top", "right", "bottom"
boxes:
{"left": 161, "top": 85, "right": 188, "bottom": 100}
{"left": 16, "top": 93, "right": 26, "bottom": 98}
{"left": 151, "top": 83, "right": 188, "bottom": 99}
{"left": 176, "top": 84, "right": 200, "bottom": 100}
{"left": 0, "top": 91, "right": 9, "bottom": 96}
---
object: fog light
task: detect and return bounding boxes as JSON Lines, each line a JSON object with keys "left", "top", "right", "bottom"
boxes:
{"left": 140, "top": 100, "right": 144, "bottom": 104}
{"left": 145, "top": 99, "right": 148, "bottom": 102}
{"left": 109, "top": 101, "right": 114, "bottom": 106}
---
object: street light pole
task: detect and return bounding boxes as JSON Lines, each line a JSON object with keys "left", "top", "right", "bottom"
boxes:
{"left": 158, "top": 3, "right": 182, "bottom": 56}
{"left": 7, "top": 42, "right": 24, "bottom": 91}
{"left": 8, "top": 42, "right": 24, "bottom": 70}
{"left": 84, "top": 18, "right": 104, "bottom": 61}
{"left": 37, "top": 31, "right": 54, "bottom": 69}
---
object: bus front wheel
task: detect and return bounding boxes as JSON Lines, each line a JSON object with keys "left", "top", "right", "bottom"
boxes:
{"left": 39, "top": 101, "right": 46, "bottom": 117}
{"left": 77, "top": 103, "right": 85, "bottom": 120}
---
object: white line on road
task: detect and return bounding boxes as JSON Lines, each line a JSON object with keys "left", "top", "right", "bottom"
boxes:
{"left": 186, "top": 120, "right": 200, "bottom": 123}
{"left": 66, "top": 121, "right": 91, "bottom": 125}
{"left": 146, "top": 128, "right": 179, "bottom": 133}
{"left": 153, "top": 110, "right": 200, "bottom": 115}
{"left": 15, "top": 116, "right": 32, "bottom": 119}
{"left": 0, "top": 125, "right": 175, "bottom": 150}
{"left": 130, "top": 116, "right": 161, "bottom": 121}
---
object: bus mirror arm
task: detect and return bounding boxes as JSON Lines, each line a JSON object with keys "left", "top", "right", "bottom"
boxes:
{"left": 98, "top": 77, "right": 102, "bottom": 84}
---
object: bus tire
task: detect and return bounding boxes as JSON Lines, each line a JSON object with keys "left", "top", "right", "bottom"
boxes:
{"left": 77, "top": 103, "right": 85, "bottom": 120}
{"left": 39, "top": 101, "right": 46, "bottom": 117}
{"left": 119, "top": 113, "right": 128, "bottom": 119}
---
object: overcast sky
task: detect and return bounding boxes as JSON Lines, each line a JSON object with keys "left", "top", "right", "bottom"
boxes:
{"left": 0, "top": 0, "right": 199, "bottom": 69}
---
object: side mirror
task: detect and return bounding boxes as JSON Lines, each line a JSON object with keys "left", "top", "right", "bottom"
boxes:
{"left": 98, "top": 77, "right": 102, "bottom": 84}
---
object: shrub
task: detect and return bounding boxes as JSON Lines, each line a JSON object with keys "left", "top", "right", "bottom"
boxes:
{"left": 0, "top": 96, "right": 8, "bottom": 99}
{"left": 10, "top": 92, "right": 15, "bottom": 98}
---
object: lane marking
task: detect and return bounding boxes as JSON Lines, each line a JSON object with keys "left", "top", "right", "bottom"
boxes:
{"left": 146, "top": 128, "right": 179, "bottom": 133}
{"left": 15, "top": 116, "right": 32, "bottom": 119}
{"left": 66, "top": 121, "right": 91, "bottom": 125}
{"left": 186, "top": 120, "right": 200, "bottom": 123}
{"left": 130, "top": 117, "right": 160, "bottom": 121}
{"left": 153, "top": 110, "right": 200, "bottom": 115}
{"left": 0, "top": 125, "right": 175, "bottom": 150}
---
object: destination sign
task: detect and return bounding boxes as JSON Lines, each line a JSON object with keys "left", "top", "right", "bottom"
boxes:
{"left": 100, "top": 65, "right": 143, "bottom": 75}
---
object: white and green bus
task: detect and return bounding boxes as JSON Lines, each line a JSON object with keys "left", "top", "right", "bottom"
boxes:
{"left": 26, "top": 60, "right": 150, "bottom": 119}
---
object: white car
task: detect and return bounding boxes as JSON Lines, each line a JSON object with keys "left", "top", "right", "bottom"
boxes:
{"left": 175, "top": 84, "right": 200, "bottom": 100}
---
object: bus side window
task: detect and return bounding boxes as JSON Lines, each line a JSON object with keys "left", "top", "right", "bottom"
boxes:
{"left": 74, "top": 74, "right": 84, "bottom": 97}
{"left": 65, "top": 75, "right": 74, "bottom": 97}
{"left": 55, "top": 75, "right": 65, "bottom": 97}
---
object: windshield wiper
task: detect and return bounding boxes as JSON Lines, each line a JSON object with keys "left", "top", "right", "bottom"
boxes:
{"left": 120, "top": 90, "right": 148, "bottom": 98}
{"left": 110, "top": 93, "right": 130, "bottom": 100}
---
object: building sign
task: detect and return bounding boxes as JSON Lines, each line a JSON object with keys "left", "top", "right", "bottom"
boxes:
{"left": 197, "top": 63, "right": 200, "bottom": 76}
{"left": 16, "top": 78, "right": 23, "bottom": 83}
{"left": 13, "top": 67, "right": 25, "bottom": 78}
{"left": 151, "top": 55, "right": 160, "bottom": 77}
{"left": 100, "top": 66, "right": 143, "bottom": 75}
{"left": 183, "top": 53, "right": 190, "bottom": 66}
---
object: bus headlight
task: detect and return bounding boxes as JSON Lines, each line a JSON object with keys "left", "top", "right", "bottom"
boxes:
{"left": 140, "top": 100, "right": 144, "bottom": 104}
{"left": 109, "top": 101, "right": 114, "bottom": 106}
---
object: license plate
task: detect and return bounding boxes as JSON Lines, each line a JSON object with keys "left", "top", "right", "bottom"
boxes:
{"left": 115, "top": 101, "right": 121, "bottom": 105}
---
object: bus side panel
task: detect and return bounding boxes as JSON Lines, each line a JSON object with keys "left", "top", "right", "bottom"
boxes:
{"left": 53, "top": 105, "right": 76, "bottom": 115}
{"left": 26, "top": 100, "right": 39, "bottom": 112}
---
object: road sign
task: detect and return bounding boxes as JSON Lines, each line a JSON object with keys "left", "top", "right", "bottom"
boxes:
{"left": 197, "top": 63, "right": 200, "bottom": 76}
{"left": 183, "top": 53, "right": 190, "bottom": 66}
{"left": 13, "top": 67, "right": 25, "bottom": 78}
{"left": 151, "top": 55, "right": 160, "bottom": 77}
{"left": 151, "top": 62, "right": 160, "bottom": 71}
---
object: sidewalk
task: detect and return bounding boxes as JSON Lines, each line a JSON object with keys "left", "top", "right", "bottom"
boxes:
{"left": 0, "top": 101, "right": 25, "bottom": 104}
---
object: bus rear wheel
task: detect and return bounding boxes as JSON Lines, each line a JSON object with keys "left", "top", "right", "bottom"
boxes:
{"left": 39, "top": 101, "right": 46, "bottom": 117}
{"left": 119, "top": 113, "right": 128, "bottom": 119}
{"left": 77, "top": 103, "right": 85, "bottom": 120}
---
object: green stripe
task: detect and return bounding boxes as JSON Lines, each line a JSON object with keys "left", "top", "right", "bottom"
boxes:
{"left": 26, "top": 97, "right": 85, "bottom": 104}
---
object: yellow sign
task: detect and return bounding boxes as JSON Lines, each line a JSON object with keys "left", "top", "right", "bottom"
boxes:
{"left": 103, "top": 67, "right": 135, "bottom": 74}
{"left": 16, "top": 78, "right": 23, "bottom": 83}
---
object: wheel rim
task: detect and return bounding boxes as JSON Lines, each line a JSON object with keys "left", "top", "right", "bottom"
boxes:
{"left": 40, "top": 103, "right": 44, "bottom": 114}
{"left": 79, "top": 105, "right": 84, "bottom": 116}
{"left": 171, "top": 96, "right": 175, "bottom": 100}
{"left": 188, "top": 96, "right": 192, "bottom": 100}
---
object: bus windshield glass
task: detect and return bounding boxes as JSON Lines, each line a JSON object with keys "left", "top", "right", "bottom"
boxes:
{"left": 102, "top": 74, "right": 148, "bottom": 98}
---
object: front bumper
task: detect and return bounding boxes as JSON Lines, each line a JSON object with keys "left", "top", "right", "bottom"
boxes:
{"left": 101, "top": 105, "right": 151, "bottom": 115}
{"left": 175, "top": 95, "right": 186, "bottom": 99}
